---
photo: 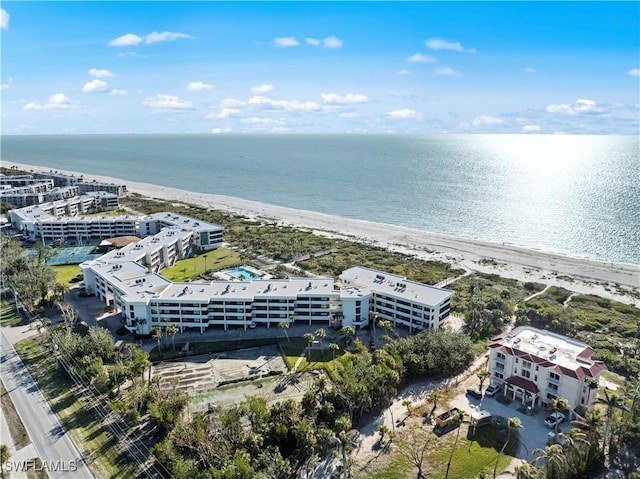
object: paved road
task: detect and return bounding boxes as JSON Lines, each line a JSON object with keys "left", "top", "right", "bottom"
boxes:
{"left": 0, "top": 328, "right": 94, "bottom": 478}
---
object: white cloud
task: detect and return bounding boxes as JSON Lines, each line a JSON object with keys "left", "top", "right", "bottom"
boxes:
{"left": 385, "top": 108, "right": 421, "bottom": 119}
{"left": 89, "top": 68, "right": 114, "bottom": 78}
{"left": 397, "top": 69, "right": 413, "bottom": 76}
{"left": 434, "top": 67, "right": 460, "bottom": 76}
{"left": 472, "top": 115, "right": 504, "bottom": 126}
{"left": 320, "top": 93, "right": 368, "bottom": 104}
{"left": 304, "top": 36, "right": 343, "bottom": 48}
{"left": 240, "top": 117, "right": 287, "bottom": 125}
{"left": 322, "top": 36, "right": 343, "bottom": 49}
{"left": 82, "top": 79, "right": 109, "bottom": 93}
{"left": 524, "top": 67, "right": 537, "bottom": 74}
{"left": 141, "top": 94, "right": 193, "bottom": 111}
{"left": 187, "top": 81, "right": 215, "bottom": 92}
{"left": 109, "top": 31, "right": 193, "bottom": 47}
{"left": 23, "top": 93, "right": 78, "bottom": 111}
{"left": 251, "top": 84, "right": 275, "bottom": 95}
{"left": 273, "top": 37, "right": 300, "bottom": 47}
{"left": 545, "top": 99, "right": 607, "bottom": 116}
{"left": 425, "top": 38, "right": 476, "bottom": 53}
{"left": 522, "top": 125, "right": 541, "bottom": 133}
{"left": 339, "top": 112, "right": 361, "bottom": 118}
{"left": 206, "top": 108, "right": 241, "bottom": 119}
{"left": 109, "top": 33, "right": 143, "bottom": 47}
{"left": 220, "top": 98, "right": 246, "bottom": 108}
{"left": 145, "top": 31, "right": 194, "bottom": 44}
{"left": 211, "top": 128, "right": 232, "bottom": 134}
{"left": 109, "top": 89, "right": 128, "bottom": 96}
{"left": 248, "top": 95, "right": 322, "bottom": 112}
{"left": 1, "top": 77, "right": 13, "bottom": 89}
{"left": 627, "top": 68, "right": 640, "bottom": 77}
{"left": 1, "top": 8, "right": 9, "bottom": 30}
{"left": 407, "top": 53, "right": 436, "bottom": 63}
{"left": 117, "top": 51, "right": 137, "bottom": 57}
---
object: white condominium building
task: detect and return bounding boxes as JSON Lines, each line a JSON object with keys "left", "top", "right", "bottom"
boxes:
{"left": 339, "top": 266, "right": 453, "bottom": 332}
{"left": 83, "top": 242, "right": 453, "bottom": 335}
{"left": 488, "top": 326, "right": 608, "bottom": 410}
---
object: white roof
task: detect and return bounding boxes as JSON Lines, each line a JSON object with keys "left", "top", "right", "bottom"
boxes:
{"left": 155, "top": 277, "right": 337, "bottom": 302}
{"left": 149, "top": 212, "right": 223, "bottom": 233}
{"left": 340, "top": 266, "right": 452, "bottom": 306}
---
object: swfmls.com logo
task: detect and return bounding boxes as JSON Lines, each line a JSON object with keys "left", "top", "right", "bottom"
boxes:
{"left": 5, "top": 459, "right": 79, "bottom": 473}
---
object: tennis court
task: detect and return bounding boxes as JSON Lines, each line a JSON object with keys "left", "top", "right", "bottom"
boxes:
{"left": 25, "top": 246, "right": 102, "bottom": 265}
{"left": 48, "top": 246, "right": 101, "bottom": 265}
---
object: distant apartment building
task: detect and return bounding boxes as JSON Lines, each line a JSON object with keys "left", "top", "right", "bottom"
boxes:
{"left": 78, "top": 181, "right": 127, "bottom": 196}
{"left": 488, "top": 326, "right": 608, "bottom": 410}
{"left": 33, "top": 171, "right": 83, "bottom": 187}
{"left": 0, "top": 180, "right": 55, "bottom": 207}
{"left": 339, "top": 266, "right": 452, "bottom": 332}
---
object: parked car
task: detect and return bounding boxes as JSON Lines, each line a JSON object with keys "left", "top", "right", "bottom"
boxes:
{"left": 544, "top": 412, "right": 565, "bottom": 428}
{"left": 466, "top": 387, "right": 482, "bottom": 400}
{"left": 485, "top": 383, "right": 501, "bottom": 397}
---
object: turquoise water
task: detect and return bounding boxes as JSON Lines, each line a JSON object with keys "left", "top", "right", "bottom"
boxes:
{"left": 228, "top": 267, "right": 260, "bottom": 281}
{"left": 2, "top": 134, "right": 638, "bottom": 264}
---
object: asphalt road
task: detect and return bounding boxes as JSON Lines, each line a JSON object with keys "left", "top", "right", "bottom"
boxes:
{"left": 0, "top": 328, "right": 94, "bottom": 478}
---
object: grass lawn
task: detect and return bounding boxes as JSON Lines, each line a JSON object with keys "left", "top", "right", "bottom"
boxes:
{"left": 0, "top": 381, "right": 30, "bottom": 449}
{"left": 0, "top": 301, "right": 28, "bottom": 327}
{"left": 365, "top": 454, "right": 412, "bottom": 479}
{"left": 15, "top": 338, "right": 135, "bottom": 479}
{"left": 280, "top": 337, "right": 347, "bottom": 379}
{"left": 428, "top": 423, "right": 518, "bottom": 479}
{"left": 52, "top": 264, "right": 83, "bottom": 287}
{"left": 159, "top": 247, "right": 242, "bottom": 281}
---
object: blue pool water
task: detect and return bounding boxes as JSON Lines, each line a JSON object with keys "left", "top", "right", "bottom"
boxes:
{"left": 228, "top": 267, "right": 260, "bottom": 281}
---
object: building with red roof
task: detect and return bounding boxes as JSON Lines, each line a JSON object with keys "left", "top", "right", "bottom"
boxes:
{"left": 488, "top": 326, "right": 607, "bottom": 410}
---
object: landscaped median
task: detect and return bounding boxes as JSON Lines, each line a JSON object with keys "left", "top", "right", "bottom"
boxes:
{"left": 14, "top": 338, "right": 136, "bottom": 479}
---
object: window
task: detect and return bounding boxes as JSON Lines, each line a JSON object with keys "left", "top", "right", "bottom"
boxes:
{"left": 549, "top": 372, "right": 560, "bottom": 382}
{"left": 497, "top": 352, "right": 506, "bottom": 361}
{"left": 515, "top": 358, "right": 519, "bottom": 364}
{"left": 494, "top": 371, "right": 504, "bottom": 379}
{"left": 521, "top": 369, "right": 531, "bottom": 379}
{"left": 535, "top": 365, "right": 539, "bottom": 371}
{"left": 534, "top": 375, "right": 538, "bottom": 382}
{"left": 522, "top": 360, "right": 531, "bottom": 369}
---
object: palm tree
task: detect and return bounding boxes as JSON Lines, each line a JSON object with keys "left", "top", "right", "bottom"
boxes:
{"left": 152, "top": 326, "right": 162, "bottom": 356}
{"left": 303, "top": 333, "right": 314, "bottom": 362}
{"left": 314, "top": 328, "right": 326, "bottom": 349}
{"left": 329, "top": 343, "right": 339, "bottom": 365}
{"left": 585, "top": 377, "right": 599, "bottom": 406}
{"left": 370, "top": 311, "right": 379, "bottom": 343}
{"left": 493, "top": 417, "right": 522, "bottom": 478}
{"left": 596, "top": 388, "right": 629, "bottom": 460}
{"left": 559, "top": 430, "right": 591, "bottom": 475}
{"left": 167, "top": 324, "right": 179, "bottom": 352}
{"left": 532, "top": 444, "right": 570, "bottom": 479}
{"left": 445, "top": 410, "right": 466, "bottom": 479}
{"left": 339, "top": 326, "right": 354, "bottom": 346}
{"left": 402, "top": 399, "right": 412, "bottom": 418}
{"left": 550, "top": 396, "right": 569, "bottom": 435}
{"left": 278, "top": 320, "right": 291, "bottom": 342}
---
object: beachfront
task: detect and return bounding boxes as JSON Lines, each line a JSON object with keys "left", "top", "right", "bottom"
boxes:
{"left": 4, "top": 161, "right": 639, "bottom": 304}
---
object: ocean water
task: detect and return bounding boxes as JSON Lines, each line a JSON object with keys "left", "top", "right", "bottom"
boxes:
{"left": 2, "top": 134, "right": 639, "bottom": 265}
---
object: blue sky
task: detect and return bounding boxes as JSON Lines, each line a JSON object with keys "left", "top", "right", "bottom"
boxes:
{"left": 1, "top": 1, "right": 638, "bottom": 134}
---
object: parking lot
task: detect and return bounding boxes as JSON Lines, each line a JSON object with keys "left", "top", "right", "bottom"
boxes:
{"left": 450, "top": 388, "right": 570, "bottom": 462}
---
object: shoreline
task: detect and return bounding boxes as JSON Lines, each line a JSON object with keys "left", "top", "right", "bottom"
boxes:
{"left": 4, "top": 161, "right": 639, "bottom": 301}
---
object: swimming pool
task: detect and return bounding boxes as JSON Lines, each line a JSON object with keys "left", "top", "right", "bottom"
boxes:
{"left": 227, "top": 267, "right": 261, "bottom": 281}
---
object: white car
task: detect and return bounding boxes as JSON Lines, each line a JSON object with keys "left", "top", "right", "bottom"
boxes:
{"left": 485, "top": 384, "right": 501, "bottom": 397}
{"left": 544, "top": 412, "right": 565, "bottom": 428}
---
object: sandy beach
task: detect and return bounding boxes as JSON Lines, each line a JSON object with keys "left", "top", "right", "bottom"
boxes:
{"left": 4, "top": 161, "right": 639, "bottom": 304}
